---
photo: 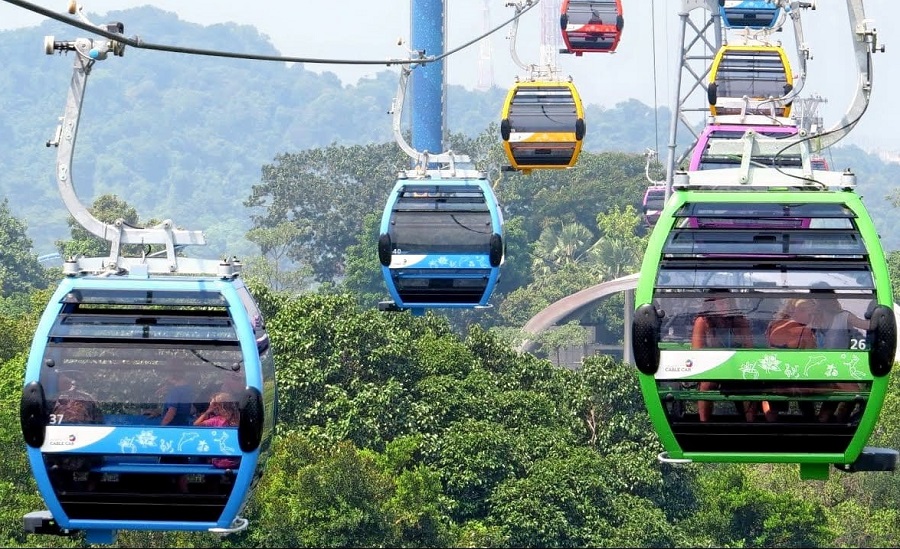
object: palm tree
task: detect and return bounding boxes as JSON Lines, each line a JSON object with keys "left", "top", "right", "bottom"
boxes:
{"left": 530, "top": 221, "right": 594, "bottom": 282}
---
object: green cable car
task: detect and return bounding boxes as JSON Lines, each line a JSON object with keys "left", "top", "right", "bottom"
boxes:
{"left": 631, "top": 154, "right": 898, "bottom": 480}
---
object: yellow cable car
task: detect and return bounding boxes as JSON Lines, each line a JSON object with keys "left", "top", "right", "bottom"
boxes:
{"left": 500, "top": 81, "right": 586, "bottom": 174}
{"left": 708, "top": 45, "right": 793, "bottom": 118}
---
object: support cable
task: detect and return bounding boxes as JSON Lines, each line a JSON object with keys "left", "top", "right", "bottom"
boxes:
{"left": 2, "top": 0, "right": 537, "bottom": 67}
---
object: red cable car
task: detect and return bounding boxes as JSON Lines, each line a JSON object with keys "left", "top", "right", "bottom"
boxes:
{"left": 560, "top": 0, "right": 624, "bottom": 55}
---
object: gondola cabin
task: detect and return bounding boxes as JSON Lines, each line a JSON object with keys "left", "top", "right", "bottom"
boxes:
{"left": 560, "top": 0, "right": 624, "bottom": 55}
{"left": 642, "top": 185, "right": 667, "bottom": 228}
{"left": 378, "top": 173, "right": 504, "bottom": 310}
{"left": 20, "top": 274, "right": 276, "bottom": 544}
{"left": 708, "top": 45, "right": 794, "bottom": 118}
{"left": 689, "top": 123, "right": 799, "bottom": 171}
{"left": 811, "top": 155, "right": 830, "bottom": 171}
{"left": 631, "top": 171, "right": 897, "bottom": 480}
{"left": 500, "top": 81, "right": 586, "bottom": 173}
{"left": 719, "top": 0, "right": 783, "bottom": 30}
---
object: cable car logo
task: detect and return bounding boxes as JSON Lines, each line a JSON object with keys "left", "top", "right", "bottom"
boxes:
{"left": 663, "top": 359, "right": 694, "bottom": 374}
{"left": 48, "top": 435, "right": 76, "bottom": 447}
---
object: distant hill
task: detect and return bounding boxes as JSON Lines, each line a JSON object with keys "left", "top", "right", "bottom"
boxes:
{"left": 0, "top": 6, "right": 898, "bottom": 256}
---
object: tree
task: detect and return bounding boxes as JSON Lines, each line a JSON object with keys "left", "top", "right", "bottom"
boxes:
{"left": 244, "top": 220, "right": 313, "bottom": 293}
{"left": 488, "top": 447, "right": 684, "bottom": 548}
{"left": 530, "top": 221, "right": 595, "bottom": 279}
{"left": 687, "top": 465, "right": 834, "bottom": 548}
{"left": 244, "top": 143, "right": 408, "bottom": 282}
{"left": 0, "top": 199, "right": 48, "bottom": 298}
{"left": 584, "top": 205, "right": 647, "bottom": 280}
{"left": 246, "top": 434, "right": 394, "bottom": 547}
{"left": 340, "top": 212, "right": 389, "bottom": 308}
{"left": 54, "top": 194, "right": 157, "bottom": 259}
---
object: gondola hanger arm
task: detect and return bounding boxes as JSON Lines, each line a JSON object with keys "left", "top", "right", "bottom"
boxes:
{"left": 815, "top": 0, "right": 884, "bottom": 150}
{"left": 389, "top": 64, "right": 473, "bottom": 175}
{"left": 45, "top": 4, "right": 224, "bottom": 276}
{"left": 505, "top": 0, "right": 538, "bottom": 74}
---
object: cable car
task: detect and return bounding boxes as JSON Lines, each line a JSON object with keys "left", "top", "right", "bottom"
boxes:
{"left": 719, "top": 0, "right": 784, "bottom": 30}
{"left": 560, "top": 0, "right": 624, "bottom": 55}
{"left": 689, "top": 123, "right": 799, "bottom": 170}
{"left": 20, "top": 272, "right": 276, "bottom": 544}
{"left": 378, "top": 173, "right": 504, "bottom": 310}
{"left": 811, "top": 155, "right": 830, "bottom": 170}
{"left": 642, "top": 185, "right": 667, "bottom": 228}
{"left": 500, "top": 80, "right": 586, "bottom": 173}
{"left": 708, "top": 45, "right": 794, "bottom": 118}
{"left": 631, "top": 170, "right": 897, "bottom": 480}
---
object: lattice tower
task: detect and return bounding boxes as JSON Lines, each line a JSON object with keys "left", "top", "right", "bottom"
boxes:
{"left": 476, "top": 0, "right": 495, "bottom": 90}
{"left": 539, "top": 0, "right": 562, "bottom": 79}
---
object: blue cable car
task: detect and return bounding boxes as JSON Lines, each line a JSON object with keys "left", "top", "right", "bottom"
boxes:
{"left": 378, "top": 174, "right": 505, "bottom": 310}
{"left": 20, "top": 273, "right": 276, "bottom": 544}
{"left": 719, "top": 0, "right": 783, "bottom": 30}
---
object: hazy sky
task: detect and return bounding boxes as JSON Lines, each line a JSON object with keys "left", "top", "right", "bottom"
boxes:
{"left": 2, "top": 0, "right": 897, "bottom": 151}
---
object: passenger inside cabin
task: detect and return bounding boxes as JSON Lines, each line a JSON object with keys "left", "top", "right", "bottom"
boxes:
{"left": 194, "top": 392, "right": 241, "bottom": 469}
{"left": 52, "top": 372, "right": 103, "bottom": 425}
{"left": 810, "top": 288, "right": 868, "bottom": 350}
{"left": 765, "top": 298, "right": 817, "bottom": 350}
{"left": 692, "top": 290, "right": 755, "bottom": 422}
{"left": 763, "top": 298, "right": 818, "bottom": 422}
{"left": 811, "top": 288, "right": 869, "bottom": 422}
{"left": 143, "top": 366, "right": 194, "bottom": 426}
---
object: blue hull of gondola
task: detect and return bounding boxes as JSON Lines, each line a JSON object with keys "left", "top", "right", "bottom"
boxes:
{"left": 381, "top": 253, "right": 501, "bottom": 309}
{"left": 21, "top": 276, "right": 276, "bottom": 540}
{"left": 378, "top": 178, "right": 505, "bottom": 310}
{"left": 719, "top": 1, "right": 782, "bottom": 29}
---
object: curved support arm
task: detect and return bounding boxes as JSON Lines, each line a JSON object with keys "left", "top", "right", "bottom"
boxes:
{"left": 390, "top": 65, "right": 422, "bottom": 164}
{"left": 506, "top": 0, "right": 534, "bottom": 74}
{"left": 505, "top": 0, "right": 558, "bottom": 80}
{"left": 644, "top": 149, "right": 665, "bottom": 185}
{"left": 50, "top": 37, "right": 125, "bottom": 243}
{"left": 781, "top": 1, "right": 812, "bottom": 102}
{"left": 47, "top": 32, "right": 210, "bottom": 273}
{"left": 816, "top": 0, "right": 883, "bottom": 150}
{"left": 389, "top": 65, "right": 473, "bottom": 175}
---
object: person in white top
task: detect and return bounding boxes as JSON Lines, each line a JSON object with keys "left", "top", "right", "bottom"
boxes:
{"left": 811, "top": 288, "right": 870, "bottom": 422}
{"left": 812, "top": 295, "right": 868, "bottom": 349}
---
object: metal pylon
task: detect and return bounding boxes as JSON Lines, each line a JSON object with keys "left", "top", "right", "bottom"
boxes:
{"left": 663, "top": 0, "right": 723, "bottom": 196}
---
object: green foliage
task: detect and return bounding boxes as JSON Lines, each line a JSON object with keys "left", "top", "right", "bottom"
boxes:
{"left": 687, "top": 465, "right": 834, "bottom": 548}
{"left": 248, "top": 433, "right": 393, "bottom": 547}
{"left": 54, "top": 194, "right": 169, "bottom": 260}
{"left": 887, "top": 250, "right": 900, "bottom": 300}
{"left": 488, "top": 448, "right": 681, "bottom": 548}
{"left": 244, "top": 143, "right": 408, "bottom": 282}
{"left": 244, "top": 221, "right": 313, "bottom": 293}
{"left": 0, "top": 199, "right": 48, "bottom": 297}
{"left": 269, "top": 292, "right": 423, "bottom": 447}
{"left": 245, "top": 431, "right": 453, "bottom": 548}
{"left": 433, "top": 419, "right": 523, "bottom": 521}
{"left": 341, "top": 212, "right": 387, "bottom": 308}
{"left": 0, "top": 356, "right": 58, "bottom": 548}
